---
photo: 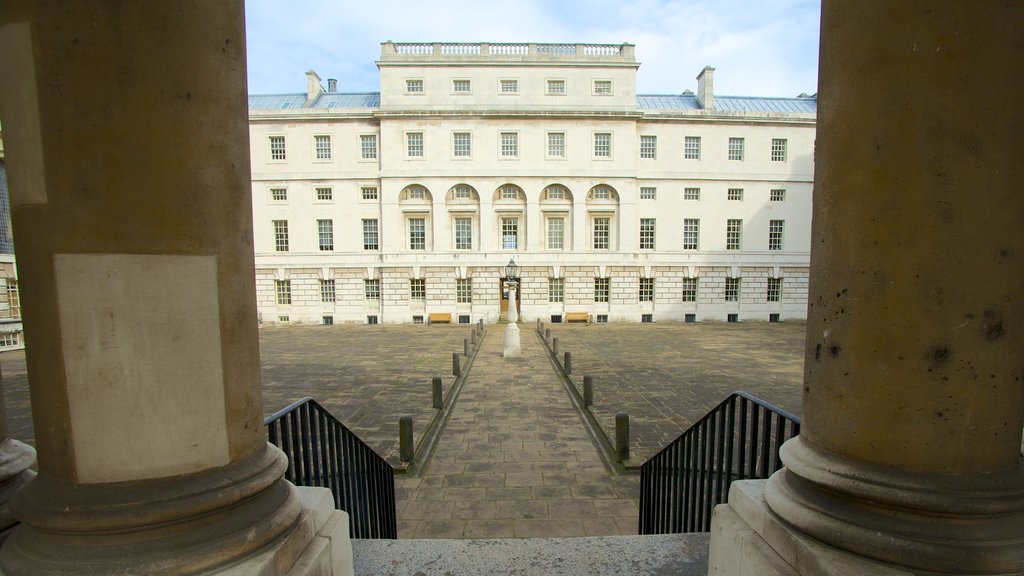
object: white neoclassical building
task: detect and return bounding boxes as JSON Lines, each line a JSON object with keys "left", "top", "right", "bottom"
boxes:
{"left": 248, "top": 42, "right": 816, "bottom": 325}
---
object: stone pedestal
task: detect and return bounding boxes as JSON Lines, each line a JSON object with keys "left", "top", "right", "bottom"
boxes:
{"left": 504, "top": 284, "right": 521, "bottom": 357}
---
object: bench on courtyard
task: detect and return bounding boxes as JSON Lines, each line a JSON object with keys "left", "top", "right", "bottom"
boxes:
{"left": 565, "top": 312, "right": 590, "bottom": 323}
{"left": 428, "top": 312, "right": 452, "bottom": 324}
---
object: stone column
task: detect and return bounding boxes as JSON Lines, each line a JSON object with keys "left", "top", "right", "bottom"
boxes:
{"left": 709, "top": 2, "right": 1024, "bottom": 575}
{"left": 0, "top": 2, "right": 348, "bottom": 574}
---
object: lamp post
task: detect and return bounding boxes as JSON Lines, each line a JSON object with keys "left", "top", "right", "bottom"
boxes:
{"left": 503, "top": 258, "right": 521, "bottom": 357}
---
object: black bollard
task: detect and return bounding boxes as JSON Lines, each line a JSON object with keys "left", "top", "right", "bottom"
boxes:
{"left": 464, "top": 338, "right": 470, "bottom": 357}
{"left": 552, "top": 337, "right": 558, "bottom": 356}
{"left": 615, "top": 412, "right": 630, "bottom": 463}
{"left": 583, "top": 375, "right": 593, "bottom": 407}
{"left": 399, "top": 416, "right": 414, "bottom": 462}
{"left": 432, "top": 375, "right": 443, "bottom": 409}
{"left": 564, "top": 351, "right": 572, "bottom": 375}
{"left": 545, "top": 328, "right": 550, "bottom": 342}
{"left": 452, "top": 352, "right": 461, "bottom": 377}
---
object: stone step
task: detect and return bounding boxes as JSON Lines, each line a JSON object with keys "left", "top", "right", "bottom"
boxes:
{"left": 352, "top": 533, "right": 710, "bottom": 576}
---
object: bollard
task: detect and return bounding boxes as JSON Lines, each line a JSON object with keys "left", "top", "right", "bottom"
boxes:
{"left": 564, "top": 351, "right": 572, "bottom": 375}
{"left": 452, "top": 352, "right": 461, "bottom": 377}
{"left": 537, "top": 318, "right": 542, "bottom": 333}
{"left": 545, "top": 328, "right": 551, "bottom": 342}
{"left": 583, "top": 375, "right": 593, "bottom": 407}
{"left": 615, "top": 412, "right": 630, "bottom": 463}
{"left": 399, "top": 416, "right": 414, "bottom": 463}
{"left": 478, "top": 318, "right": 483, "bottom": 331}
{"left": 552, "top": 337, "right": 559, "bottom": 356}
{"left": 471, "top": 330, "right": 477, "bottom": 345}
{"left": 464, "top": 338, "right": 470, "bottom": 357}
{"left": 432, "top": 375, "right": 443, "bottom": 409}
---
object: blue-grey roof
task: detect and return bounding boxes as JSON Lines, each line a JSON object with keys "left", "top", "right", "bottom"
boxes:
{"left": 248, "top": 94, "right": 307, "bottom": 109}
{"left": 249, "top": 92, "right": 381, "bottom": 110}
{"left": 637, "top": 94, "right": 816, "bottom": 114}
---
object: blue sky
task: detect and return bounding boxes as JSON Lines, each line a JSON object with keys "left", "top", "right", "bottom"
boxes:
{"left": 245, "top": 0, "right": 820, "bottom": 98}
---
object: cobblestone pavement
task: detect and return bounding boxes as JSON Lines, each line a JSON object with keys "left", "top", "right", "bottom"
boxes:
{"left": 394, "top": 327, "right": 640, "bottom": 539}
{"left": 546, "top": 322, "right": 806, "bottom": 463}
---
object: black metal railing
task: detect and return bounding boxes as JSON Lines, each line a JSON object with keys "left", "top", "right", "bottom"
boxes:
{"left": 265, "top": 397, "right": 397, "bottom": 539}
{"left": 639, "top": 391, "right": 800, "bottom": 534}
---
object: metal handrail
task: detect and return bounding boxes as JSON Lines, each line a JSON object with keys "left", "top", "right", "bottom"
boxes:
{"left": 639, "top": 391, "right": 800, "bottom": 534}
{"left": 265, "top": 397, "right": 397, "bottom": 539}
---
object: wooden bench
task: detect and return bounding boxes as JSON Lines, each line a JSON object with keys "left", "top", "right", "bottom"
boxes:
{"left": 428, "top": 312, "right": 452, "bottom": 324}
{"left": 565, "top": 312, "right": 590, "bottom": 323}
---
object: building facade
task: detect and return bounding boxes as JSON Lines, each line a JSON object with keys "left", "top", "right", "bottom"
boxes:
{"left": 0, "top": 119, "right": 24, "bottom": 350}
{"left": 248, "top": 42, "right": 816, "bottom": 325}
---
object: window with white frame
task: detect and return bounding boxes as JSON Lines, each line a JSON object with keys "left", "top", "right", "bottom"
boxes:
{"left": 549, "top": 278, "right": 564, "bottom": 303}
{"left": 405, "top": 79, "right": 424, "bottom": 93}
{"left": 314, "top": 135, "right": 332, "bottom": 160}
{"left": 769, "top": 220, "right": 785, "bottom": 251}
{"left": 593, "top": 217, "right": 610, "bottom": 249}
{"left": 407, "top": 132, "right": 424, "bottom": 157}
{"left": 727, "top": 219, "right": 742, "bottom": 250}
{"left": 6, "top": 281, "right": 20, "bottom": 319}
{"left": 361, "top": 186, "right": 378, "bottom": 200}
{"left": 271, "top": 187, "right": 287, "bottom": 201}
{"left": 684, "top": 187, "right": 700, "bottom": 201}
{"left": 0, "top": 333, "right": 19, "bottom": 348}
{"left": 455, "top": 217, "right": 473, "bottom": 250}
{"left": 640, "top": 135, "right": 657, "bottom": 159}
{"left": 318, "top": 219, "right": 334, "bottom": 251}
{"left": 640, "top": 218, "right": 656, "bottom": 250}
{"left": 728, "top": 188, "right": 744, "bottom": 201}
{"left": 453, "top": 185, "right": 473, "bottom": 199}
{"left": 456, "top": 278, "right": 472, "bottom": 303}
{"left": 728, "top": 137, "right": 744, "bottom": 161}
{"left": 767, "top": 277, "right": 782, "bottom": 302}
{"left": 452, "top": 79, "right": 471, "bottom": 93}
{"left": 545, "top": 186, "right": 565, "bottom": 200}
{"left": 639, "top": 278, "right": 654, "bottom": 302}
{"left": 500, "top": 132, "right": 518, "bottom": 158}
{"left": 640, "top": 186, "right": 656, "bottom": 200}
{"left": 362, "top": 219, "right": 378, "bottom": 250}
{"left": 453, "top": 132, "right": 471, "bottom": 157}
{"left": 594, "top": 277, "right": 610, "bottom": 302}
{"left": 770, "top": 188, "right": 786, "bottom": 202}
{"left": 501, "top": 217, "right": 519, "bottom": 250}
{"left": 408, "top": 218, "right": 426, "bottom": 250}
{"left": 316, "top": 187, "right": 333, "bottom": 201}
{"left": 410, "top": 278, "right": 425, "bottom": 300}
{"left": 593, "top": 80, "right": 612, "bottom": 95}
{"left": 361, "top": 135, "right": 378, "bottom": 159}
{"left": 364, "top": 279, "right": 380, "bottom": 300}
{"left": 273, "top": 220, "right": 289, "bottom": 252}
{"left": 499, "top": 186, "right": 519, "bottom": 200}
{"left": 269, "top": 136, "right": 286, "bottom": 160}
{"left": 547, "top": 79, "right": 565, "bottom": 95}
{"left": 547, "top": 132, "right": 565, "bottom": 158}
{"left": 500, "top": 79, "right": 518, "bottom": 94}
{"left": 682, "top": 278, "right": 698, "bottom": 302}
{"left": 320, "top": 279, "right": 336, "bottom": 303}
{"left": 771, "top": 138, "right": 788, "bottom": 162}
{"left": 275, "top": 280, "right": 291, "bottom": 304}
{"left": 684, "top": 136, "right": 701, "bottom": 160}
{"left": 547, "top": 217, "right": 565, "bottom": 250}
{"left": 408, "top": 186, "right": 425, "bottom": 199}
{"left": 594, "top": 132, "right": 612, "bottom": 157}
{"left": 725, "top": 277, "right": 740, "bottom": 302}
{"left": 683, "top": 218, "right": 699, "bottom": 250}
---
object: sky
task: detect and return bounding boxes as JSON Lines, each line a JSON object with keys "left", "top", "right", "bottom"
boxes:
{"left": 244, "top": 0, "right": 821, "bottom": 98}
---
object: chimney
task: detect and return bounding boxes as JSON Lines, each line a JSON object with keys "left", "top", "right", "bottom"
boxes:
{"left": 327, "top": 78, "right": 337, "bottom": 93}
{"left": 305, "top": 69, "right": 323, "bottom": 103}
{"left": 696, "top": 65, "right": 715, "bottom": 109}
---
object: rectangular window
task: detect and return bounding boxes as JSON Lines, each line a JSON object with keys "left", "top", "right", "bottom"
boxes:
{"left": 728, "top": 188, "right": 744, "bottom": 201}
{"left": 725, "top": 277, "right": 740, "bottom": 302}
{"left": 594, "top": 277, "right": 610, "bottom": 303}
{"left": 456, "top": 278, "right": 472, "bottom": 303}
{"left": 726, "top": 219, "right": 743, "bottom": 250}
{"left": 728, "top": 137, "right": 744, "bottom": 161}
{"left": 594, "top": 132, "right": 612, "bottom": 157}
{"left": 361, "top": 186, "right": 378, "bottom": 200}
{"left": 593, "top": 217, "right": 610, "bottom": 250}
{"left": 316, "top": 187, "right": 333, "bottom": 201}
{"left": 501, "top": 217, "right": 519, "bottom": 250}
{"left": 273, "top": 220, "right": 289, "bottom": 252}
{"left": 362, "top": 219, "right": 378, "bottom": 250}
{"left": 771, "top": 188, "right": 786, "bottom": 202}
{"left": 408, "top": 187, "right": 425, "bottom": 199}
{"left": 406, "top": 79, "right": 423, "bottom": 93}
{"left": 684, "top": 136, "right": 701, "bottom": 160}
{"left": 640, "top": 186, "right": 656, "bottom": 200}
{"left": 269, "top": 136, "right": 286, "bottom": 160}
{"left": 639, "top": 278, "right": 655, "bottom": 302}
{"left": 772, "top": 138, "right": 788, "bottom": 162}
{"left": 408, "top": 218, "right": 425, "bottom": 250}
{"left": 547, "top": 79, "right": 566, "bottom": 94}
{"left": 547, "top": 132, "right": 565, "bottom": 158}
{"left": 367, "top": 315, "right": 378, "bottom": 324}
{"left": 769, "top": 219, "right": 785, "bottom": 251}
{"left": 640, "top": 135, "right": 657, "bottom": 159}
{"left": 640, "top": 218, "right": 656, "bottom": 250}
{"left": 275, "top": 280, "right": 291, "bottom": 305}
{"left": 407, "top": 132, "right": 423, "bottom": 157}
{"left": 364, "top": 279, "right": 380, "bottom": 300}
{"left": 453, "top": 132, "right": 471, "bottom": 157}
{"left": 593, "top": 80, "right": 612, "bottom": 94}
{"left": 314, "top": 135, "right": 332, "bottom": 160}
{"left": 410, "top": 279, "right": 425, "bottom": 300}
{"left": 681, "top": 278, "right": 697, "bottom": 302}
{"left": 500, "top": 79, "right": 518, "bottom": 94}
{"left": 453, "top": 185, "right": 472, "bottom": 199}
{"left": 361, "top": 135, "right": 378, "bottom": 159}
{"left": 767, "top": 277, "right": 782, "bottom": 302}
{"left": 322, "top": 316, "right": 334, "bottom": 325}
{"left": 684, "top": 187, "right": 700, "bottom": 201}
{"left": 6, "top": 281, "right": 20, "bottom": 319}
{"left": 499, "top": 186, "right": 519, "bottom": 200}
{"left": 318, "top": 219, "right": 334, "bottom": 251}
{"left": 320, "top": 279, "right": 336, "bottom": 303}
{"left": 455, "top": 217, "right": 473, "bottom": 250}
{"left": 547, "top": 217, "right": 564, "bottom": 250}
{"left": 270, "top": 188, "right": 287, "bottom": 201}
{"left": 549, "top": 278, "right": 564, "bottom": 303}
{"left": 0, "top": 333, "right": 19, "bottom": 348}
{"left": 452, "top": 79, "right": 471, "bottom": 93}
{"left": 683, "top": 218, "right": 700, "bottom": 250}
{"left": 500, "top": 132, "right": 518, "bottom": 158}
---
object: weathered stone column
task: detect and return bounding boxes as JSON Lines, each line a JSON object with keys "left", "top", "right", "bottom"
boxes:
{"left": 709, "top": 2, "right": 1024, "bottom": 574}
{"left": 0, "top": 2, "right": 348, "bottom": 574}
